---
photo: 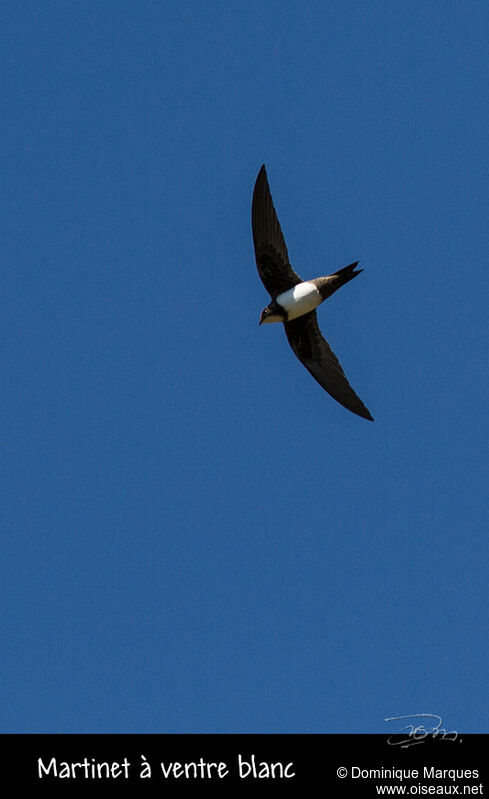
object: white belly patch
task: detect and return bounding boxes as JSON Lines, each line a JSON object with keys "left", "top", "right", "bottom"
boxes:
{"left": 276, "top": 282, "right": 322, "bottom": 320}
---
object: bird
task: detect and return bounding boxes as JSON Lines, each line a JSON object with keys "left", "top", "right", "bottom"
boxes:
{"left": 252, "top": 164, "right": 373, "bottom": 421}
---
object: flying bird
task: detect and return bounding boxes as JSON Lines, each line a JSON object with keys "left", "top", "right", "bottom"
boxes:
{"left": 252, "top": 164, "right": 373, "bottom": 421}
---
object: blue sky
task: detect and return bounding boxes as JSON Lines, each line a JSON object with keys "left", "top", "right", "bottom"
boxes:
{"left": 2, "top": 0, "right": 488, "bottom": 733}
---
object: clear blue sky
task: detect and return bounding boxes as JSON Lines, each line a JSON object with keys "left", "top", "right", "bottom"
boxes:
{"left": 2, "top": 0, "right": 488, "bottom": 734}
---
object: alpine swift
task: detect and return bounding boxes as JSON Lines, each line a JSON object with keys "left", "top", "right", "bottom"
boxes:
{"left": 252, "top": 164, "right": 373, "bottom": 421}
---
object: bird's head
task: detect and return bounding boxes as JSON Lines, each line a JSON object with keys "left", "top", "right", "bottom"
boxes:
{"left": 259, "top": 303, "right": 286, "bottom": 325}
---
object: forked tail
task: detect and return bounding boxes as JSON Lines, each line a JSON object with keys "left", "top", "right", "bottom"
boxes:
{"left": 332, "top": 261, "right": 363, "bottom": 283}
{"left": 314, "top": 261, "right": 363, "bottom": 300}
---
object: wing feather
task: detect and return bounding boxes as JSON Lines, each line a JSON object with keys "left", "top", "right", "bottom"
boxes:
{"left": 252, "top": 165, "right": 302, "bottom": 297}
{"left": 284, "top": 312, "right": 373, "bottom": 420}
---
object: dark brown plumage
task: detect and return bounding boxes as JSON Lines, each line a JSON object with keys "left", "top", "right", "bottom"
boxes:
{"left": 252, "top": 165, "right": 373, "bottom": 421}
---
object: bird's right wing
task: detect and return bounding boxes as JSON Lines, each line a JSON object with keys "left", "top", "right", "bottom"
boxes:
{"left": 284, "top": 311, "right": 374, "bottom": 420}
{"left": 252, "top": 165, "right": 302, "bottom": 297}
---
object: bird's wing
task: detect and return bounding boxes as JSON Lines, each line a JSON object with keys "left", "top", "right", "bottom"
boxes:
{"left": 284, "top": 311, "right": 373, "bottom": 420}
{"left": 252, "top": 165, "right": 302, "bottom": 297}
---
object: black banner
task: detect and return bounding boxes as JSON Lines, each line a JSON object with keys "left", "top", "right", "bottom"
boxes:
{"left": 2, "top": 733, "right": 488, "bottom": 795}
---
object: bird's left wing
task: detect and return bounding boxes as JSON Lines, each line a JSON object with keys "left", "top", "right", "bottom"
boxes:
{"left": 284, "top": 311, "right": 373, "bottom": 420}
{"left": 252, "top": 165, "right": 302, "bottom": 297}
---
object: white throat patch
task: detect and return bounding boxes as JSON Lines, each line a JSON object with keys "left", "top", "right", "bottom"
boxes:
{"left": 276, "top": 282, "right": 322, "bottom": 320}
